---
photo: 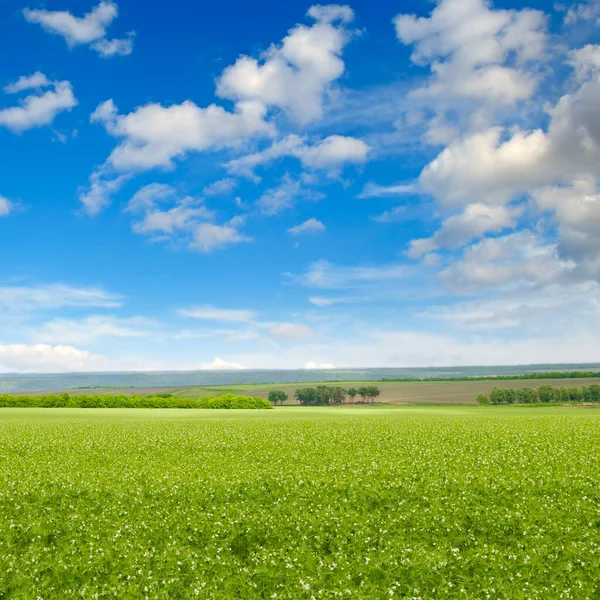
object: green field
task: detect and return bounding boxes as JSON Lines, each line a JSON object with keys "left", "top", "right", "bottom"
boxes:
{"left": 1, "top": 406, "right": 599, "bottom": 598}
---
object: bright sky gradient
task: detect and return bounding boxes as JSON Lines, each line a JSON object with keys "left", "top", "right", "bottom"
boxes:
{"left": 1, "top": 0, "right": 600, "bottom": 372}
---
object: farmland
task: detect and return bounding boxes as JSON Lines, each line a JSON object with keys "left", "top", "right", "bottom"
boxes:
{"left": 1, "top": 406, "right": 599, "bottom": 598}
{"left": 174, "top": 378, "right": 600, "bottom": 404}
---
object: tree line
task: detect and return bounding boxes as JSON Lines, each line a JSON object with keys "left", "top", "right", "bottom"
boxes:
{"left": 268, "top": 386, "right": 381, "bottom": 406}
{"left": 477, "top": 384, "right": 600, "bottom": 404}
{"left": 0, "top": 393, "right": 272, "bottom": 409}
{"left": 383, "top": 370, "right": 600, "bottom": 383}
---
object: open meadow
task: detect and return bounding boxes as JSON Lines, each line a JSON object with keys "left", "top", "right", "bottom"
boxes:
{"left": 1, "top": 405, "right": 599, "bottom": 598}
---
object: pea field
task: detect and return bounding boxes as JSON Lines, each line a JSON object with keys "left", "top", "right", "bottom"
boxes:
{"left": 1, "top": 406, "right": 599, "bottom": 598}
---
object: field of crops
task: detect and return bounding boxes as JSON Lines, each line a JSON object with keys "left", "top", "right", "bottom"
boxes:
{"left": 1, "top": 406, "right": 599, "bottom": 598}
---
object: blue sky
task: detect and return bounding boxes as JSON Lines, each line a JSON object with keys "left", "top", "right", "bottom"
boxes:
{"left": 0, "top": 0, "right": 599, "bottom": 372}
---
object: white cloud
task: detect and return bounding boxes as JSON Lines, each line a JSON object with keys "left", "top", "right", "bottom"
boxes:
{"left": 198, "top": 356, "right": 249, "bottom": 371}
{"left": 532, "top": 177, "right": 600, "bottom": 270}
{"left": 125, "top": 184, "right": 248, "bottom": 253}
{"left": 564, "top": 0, "right": 600, "bottom": 24}
{"left": 394, "top": 0, "right": 546, "bottom": 105}
{"left": 440, "top": 230, "right": 575, "bottom": 293}
{"left": 91, "top": 34, "right": 134, "bottom": 58}
{"left": 91, "top": 98, "right": 273, "bottom": 171}
{"left": 305, "top": 360, "right": 335, "bottom": 369}
{"left": 126, "top": 183, "right": 175, "bottom": 212}
{"left": 79, "top": 171, "right": 129, "bottom": 215}
{"left": 35, "top": 316, "right": 153, "bottom": 345}
{"left": 569, "top": 44, "right": 600, "bottom": 82}
{"left": 0, "top": 196, "right": 14, "bottom": 217}
{"left": 288, "top": 218, "right": 326, "bottom": 236}
{"left": 256, "top": 178, "right": 324, "bottom": 216}
{"left": 424, "top": 281, "right": 600, "bottom": 330}
{"left": 358, "top": 182, "right": 416, "bottom": 198}
{"left": 269, "top": 323, "right": 316, "bottom": 341}
{"left": 290, "top": 259, "right": 409, "bottom": 289}
{"left": 202, "top": 178, "right": 237, "bottom": 196}
{"left": 408, "top": 203, "right": 520, "bottom": 258}
{"left": 0, "top": 343, "right": 106, "bottom": 373}
{"left": 190, "top": 220, "right": 252, "bottom": 253}
{"left": 0, "top": 284, "right": 122, "bottom": 311}
{"left": 308, "top": 295, "right": 364, "bottom": 306}
{"left": 216, "top": 5, "right": 355, "bottom": 124}
{"left": 227, "top": 134, "right": 370, "bottom": 179}
{"left": 3, "top": 71, "right": 51, "bottom": 94}
{"left": 178, "top": 306, "right": 256, "bottom": 323}
{"left": 23, "top": 1, "right": 134, "bottom": 57}
{"left": 0, "top": 75, "right": 77, "bottom": 133}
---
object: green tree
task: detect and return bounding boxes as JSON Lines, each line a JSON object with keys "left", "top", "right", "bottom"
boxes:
{"left": 476, "top": 394, "right": 490, "bottom": 404}
{"left": 589, "top": 384, "right": 600, "bottom": 402}
{"left": 518, "top": 387, "right": 538, "bottom": 403}
{"left": 490, "top": 388, "right": 507, "bottom": 404}
{"left": 569, "top": 387, "right": 582, "bottom": 402}
{"left": 505, "top": 389, "right": 517, "bottom": 404}
{"left": 538, "top": 385, "right": 555, "bottom": 403}
{"left": 268, "top": 390, "right": 288, "bottom": 405}
{"left": 294, "top": 388, "right": 318, "bottom": 406}
{"left": 347, "top": 388, "right": 358, "bottom": 402}
{"left": 330, "top": 387, "right": 346, "bottom": 404}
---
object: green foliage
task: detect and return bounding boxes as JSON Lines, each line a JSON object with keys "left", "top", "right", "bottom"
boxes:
{"left": 268, "top": 390, "right": 288, "bottom": 405}
{"left": 476, "top": 394, "right": 490, "bottom": 404}
{"left": 357, "top": 386, "right": 381, "bottom": 403}
{"left": 0, "top": 393, "right": 272, "bottom": 410}
{"left": 347, "top": 388, "right": 359, "bottom": 401}
{"left": 382, "top": 370, "right": 600, "bottom": 382}
{"left": 490, "top": 388, "right": 507, "bottom": 405}
{"left": 485, "top": 384, "right": 600, "bottom": 405}
{"left": 0, "top": 409, "right": 599, "bottom": 598}
{"left": 294, "top": 386, "right": 347, "bottom": 406}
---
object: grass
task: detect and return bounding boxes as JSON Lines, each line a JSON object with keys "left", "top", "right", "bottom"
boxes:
{"left": 1, "top": 406, "right": 599, "bottom": 598}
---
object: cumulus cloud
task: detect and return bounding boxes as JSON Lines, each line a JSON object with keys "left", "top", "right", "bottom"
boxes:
{"left": 90, "top": 98, "right": 273, "bottom": 171}
{"left": 226, "top": 134, "right": 370, "bottom": 179}
{"left": 23, "top": 1, "right": 134, "bottom": 57}
{"left": 288, "top": 218, "right": 326, "bottom": 236}
{"left": 0, "top": 74, "right": 76, "bottom": 132}
{"left": 408, "top": 204, "right": 520, "bottom": 258}
{"left": 3, "top": 71, "right": 51, "bottom": 94}
{"left": 305, "top": 360, "right": 335, "bottom": 369}
{"left": 125, "top": 183, "right": 249, "bottom": 253}
{"left": 269, "top": 323, "right": 316, "bottom": 341}
{"left": 440, "top": 230, "right": 575, "bottom": 293}
{"left": 0, "top": 343, "right": 106, "bottom": 373}
{"left": 216, "top": 5, "right": 355, "bottom": 123}
{"left": 0, "top": 196, "right": 14, "bottom": 217}
{"left": 198, "top": 357, "right": 249, "bottom": 371}
{"left": 394, "top": 0, "right": 546, "bottom": 105}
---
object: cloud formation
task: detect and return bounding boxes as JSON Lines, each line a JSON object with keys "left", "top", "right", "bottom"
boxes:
{"left": 0, "top": 73, "right": 76, "bottom": 132}
{"left": 23, "top": 1, "right": 134, "bottom": 57}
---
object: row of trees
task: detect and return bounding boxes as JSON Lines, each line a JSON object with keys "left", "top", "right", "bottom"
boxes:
{"left": 477, "top": 384, "right": 600, "bottom": 404}
{"left": 268, "top": 386, "right": 381, "bottom": 406}
{"left": 0, "top": 393, "right": 273, "bottom": 409}
{"left": 383, "top": 370, "right": 600, "bottom": 383}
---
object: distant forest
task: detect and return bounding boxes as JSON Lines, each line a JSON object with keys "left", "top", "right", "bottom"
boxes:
{"left": 381, "top": 371, "right": 600, "bottom": 383}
